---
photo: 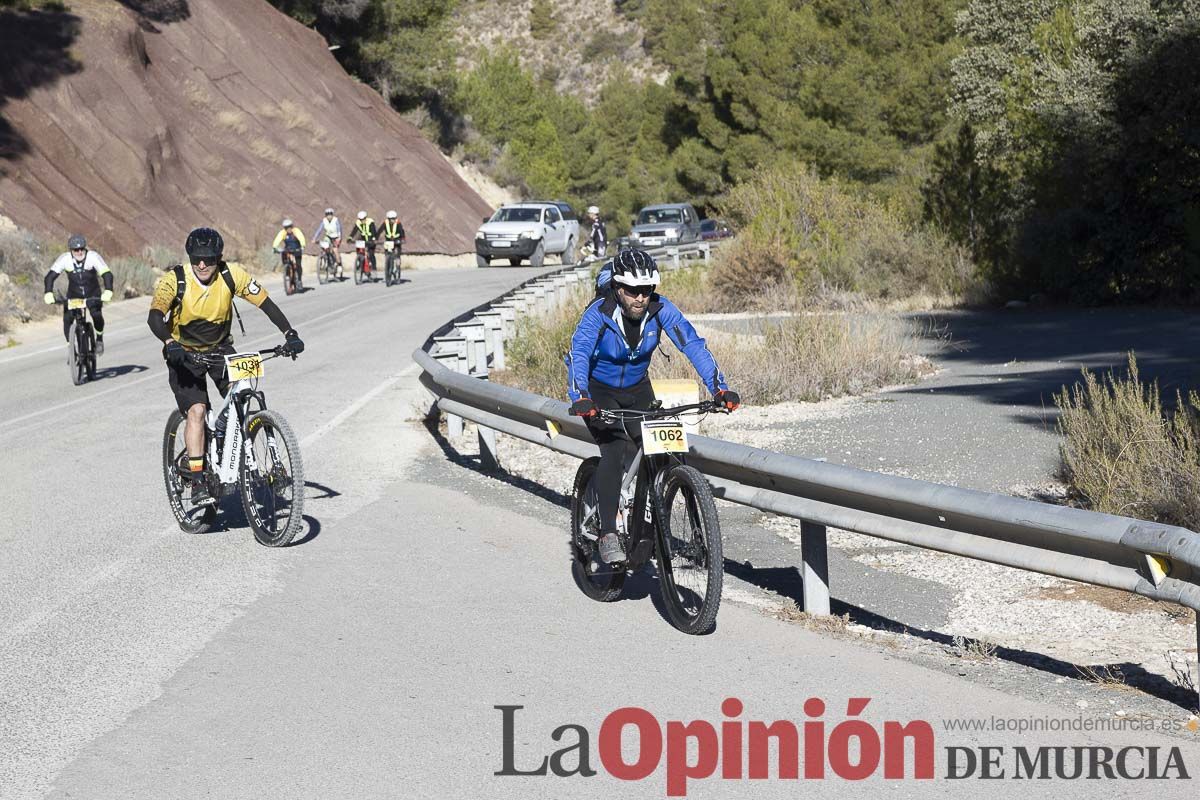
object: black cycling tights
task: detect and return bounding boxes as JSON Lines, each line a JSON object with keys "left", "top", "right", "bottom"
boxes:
{"left": 585, "top": 379, "right": 654, "bottom": 533}
{"left": 62, "top": 303, "right": 103, "bottom": 341}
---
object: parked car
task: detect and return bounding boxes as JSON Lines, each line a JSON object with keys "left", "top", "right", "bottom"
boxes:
{"left": 475, "top": 201, "right": 580, "bottom": 267}
{"left": 627, "top": 203, "right": 702, "bottom": 248}
{"left": 699, "top": 218, "right": 733, "bottom": 240}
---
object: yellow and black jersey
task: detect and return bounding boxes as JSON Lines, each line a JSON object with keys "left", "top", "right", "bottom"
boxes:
{"left": 149, "top": 262, "right": 269, "bottom": 350}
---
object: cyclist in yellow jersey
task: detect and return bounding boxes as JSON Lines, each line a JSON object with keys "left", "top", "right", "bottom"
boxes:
{"left": 147, "top": 227, "right": 304, "bottom": 506}
{"left": 354, "top": 210, "right": 379, "bottom": 274}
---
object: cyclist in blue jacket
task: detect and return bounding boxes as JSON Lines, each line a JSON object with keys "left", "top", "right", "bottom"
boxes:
{"left": 567, "top": 249, "right": 739, "bottom": 563}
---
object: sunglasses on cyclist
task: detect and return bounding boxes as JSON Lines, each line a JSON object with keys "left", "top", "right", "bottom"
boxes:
{"left": 189, "top": 255, "right": 218, "bottom": 267}
{"left": 71, "top": 247, "right": 85, "bottom": 254}
{"left": 618, "top": 284, "right": 655, "bottom": 297}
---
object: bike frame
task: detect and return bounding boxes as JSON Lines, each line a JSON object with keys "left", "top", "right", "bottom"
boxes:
{"left": 206, "top": 375, "right": 263, "bottom": 486}
{"left": 590, "top": 402, "right": 717, "bottom": 560}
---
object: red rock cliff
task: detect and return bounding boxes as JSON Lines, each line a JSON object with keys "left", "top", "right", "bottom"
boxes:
{"left": 0, "top": 0, "right": 491, "bottom": 256}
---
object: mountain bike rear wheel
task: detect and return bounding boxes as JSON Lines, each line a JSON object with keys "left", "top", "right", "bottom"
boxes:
{"left": 656, "top": 464, "right": 722, "bottom": 634}
{"left": 284, "top": 261, "right": 297, "bottom": 295}
{"left": 570, "top": 457, "right": 625, "bottom": 601}
{"left": 353, "top": 254, "right": 364, "bottom": 285}
{"left": 162, "top": 410, "right": 217, "bottom": 533}
{"left": 240, "top": 409, "right": 304, "bottom": 546}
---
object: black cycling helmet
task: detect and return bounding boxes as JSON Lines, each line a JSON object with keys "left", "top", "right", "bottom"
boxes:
{"left": 610, "top": 248, "right": 660, "bottom": 287}
{"left": 185, "top": 227, "right": 224, "bottom": 262}
{"left": 67, "top": 234, "right": 87, "bottom": 251}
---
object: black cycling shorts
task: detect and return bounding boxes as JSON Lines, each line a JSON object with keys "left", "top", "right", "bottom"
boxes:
{"left": 584, "top": 377, "right": 656, "bottom": 445}
{"left": 167, "top": 351, "right": 231, "bottom": 414}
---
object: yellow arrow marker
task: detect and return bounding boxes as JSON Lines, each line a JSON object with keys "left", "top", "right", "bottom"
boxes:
{"left": 545, "top": 420, "right": 560, "bottom": 439}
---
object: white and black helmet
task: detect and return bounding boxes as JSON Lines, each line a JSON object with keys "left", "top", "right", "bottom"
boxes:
{"left": 611, "top": 249, "right": 660, "bottom": 288}
{"left": 324, "top": 207, "right": 335, "bottom": 215}
{"left": 386, "top": 210, "right": 397, "bottom": 219}
{"left": 587, "top": 205, "right": 600, "bottom": 215}
{"left": 282, "top": 218, "right": 294, "bottom": 228}
{"left": 357, "top": 211, "right": 367, "bottom": 220}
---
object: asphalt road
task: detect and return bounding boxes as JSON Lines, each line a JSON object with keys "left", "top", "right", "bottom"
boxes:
{"left": 2, "top": 276, "right": 1198, "bottom": 799}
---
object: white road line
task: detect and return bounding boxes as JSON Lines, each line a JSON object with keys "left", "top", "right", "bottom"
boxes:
{"left": 301, "top": 364, "right": 419, "bottom": 447}
{"left": 0, "top": 291, "right": 400, "bottom": 435}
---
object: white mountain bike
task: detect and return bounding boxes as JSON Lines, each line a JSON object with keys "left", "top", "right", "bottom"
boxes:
{"left": 161, "top": 345, "right": 304, "bottom": 546}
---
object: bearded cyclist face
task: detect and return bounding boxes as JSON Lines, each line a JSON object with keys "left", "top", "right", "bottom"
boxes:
{"left": 617, "top": 283, "right": 653, "bottom": 320}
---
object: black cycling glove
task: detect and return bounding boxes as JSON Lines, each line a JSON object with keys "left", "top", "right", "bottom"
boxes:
{"left": 163, "top": 340, "right": 187, "bottom": 367}
{"left": 284, "top": 329, "right": 304, "bottom": 356}
{"left": 570, "top": 397, "right": 598, "bottom": 418}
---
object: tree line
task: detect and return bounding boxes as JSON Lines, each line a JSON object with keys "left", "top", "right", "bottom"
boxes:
{"left": 269, "top": 0, "right": 1200, "bottom": 303}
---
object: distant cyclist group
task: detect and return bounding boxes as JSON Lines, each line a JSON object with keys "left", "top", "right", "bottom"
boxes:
{"left": 273, "top": 208, "right": 406, "bottom": 291}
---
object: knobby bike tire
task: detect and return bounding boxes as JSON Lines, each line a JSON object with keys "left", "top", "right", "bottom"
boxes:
{"left": 354, "top": 254, "right": 364, "bottom": 285}
{"left": 84, "top": 324, "right": 96, "bottom": 380}
{"left": 161, "top": 410, "right": 216, "bottom": 533}
{"left": 68, "top": 319, "right": 86, "bottom": 385}
{"left": 656, "top": 464, "right": 723, "bottom": 634}
{"left": 570, "top": 457, "right": 625, "bottom": 602}
{"left": 239, "top": 409, "right": 304, "bottom": 547}
{"left": 285, "top": 262, "right": 297, "bottom": 295}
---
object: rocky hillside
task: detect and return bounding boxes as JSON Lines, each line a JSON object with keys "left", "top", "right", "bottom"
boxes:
{"left": 452, "top": 0, "right": 665, "bottom": 106}
{"left": 0, "top": 0, "right": 492, "bottom": 256}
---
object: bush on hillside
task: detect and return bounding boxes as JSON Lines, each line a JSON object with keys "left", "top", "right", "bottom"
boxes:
{"left": 713, "top": 162, "right": 978, "bottom": 307}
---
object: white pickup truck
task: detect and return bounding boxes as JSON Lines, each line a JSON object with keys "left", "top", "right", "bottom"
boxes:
{"left": 475, "top": 201, "right": 580, "bottom": 267}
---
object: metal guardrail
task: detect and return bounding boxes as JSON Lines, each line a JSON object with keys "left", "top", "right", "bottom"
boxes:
{"left": 415, "top": 239, "right": 1200, "bottom": 693}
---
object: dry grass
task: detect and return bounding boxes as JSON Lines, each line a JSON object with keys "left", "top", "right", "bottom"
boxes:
{"left": 489, "top": 284, "right": 937, "bottom": 405}
{"left": 1055, "top": 353, "right": 1200, "bottom": 528}
{"left": 1075, "top": 664, "right": 1133, "bottom": 691}
{"left": 772, "top": 603, "right": 853, "bottom": 634}
{"left": 950, "top": 634, "right": 999, "bottom": 661}
{"left": 216, "top": 110, "right": 250, "bottom": 137}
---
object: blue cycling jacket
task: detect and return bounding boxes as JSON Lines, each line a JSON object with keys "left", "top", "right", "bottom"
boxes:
{"left": 566, "top": 293, "right": 728, "bottom": 402}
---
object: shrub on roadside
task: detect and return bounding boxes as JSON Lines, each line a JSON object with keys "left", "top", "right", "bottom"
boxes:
{"left": 713, "top": 161, "right": 979, "bottom": 307}
{"left": 1055, "top": 354, "right": 1200, "bottom": 529}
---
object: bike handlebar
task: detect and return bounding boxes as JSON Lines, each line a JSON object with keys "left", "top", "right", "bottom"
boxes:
{"left": 595, "top": 400, "right": 728, "bottom": 422}
{"left": 186, "top": 344, "right": 295, "bottom": 368}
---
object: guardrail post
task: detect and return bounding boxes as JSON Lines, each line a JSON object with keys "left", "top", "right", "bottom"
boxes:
{"left": 801, "top": 521, "right": 831, "bottom": 615}
{"left": 670, "top": 247, "right": 680, "bottom": 268}
{"left": 459, "top": 320, "right": 488, "bottom": 376}
{"left": 477, "top": 424, "right": 500, "bottom": 471}
{"left": 478, "top": 311, "right": 505, "bottom": 370}
{"left": 492, "top": 303, "right": 517, "bottom": 340}
{"left": 702, "top": 243, "right": 711, "bottom": 263}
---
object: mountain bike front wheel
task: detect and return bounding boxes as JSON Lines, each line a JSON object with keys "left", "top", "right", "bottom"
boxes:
{"left": 68, "top": 320, "right": 85, "bottom": 385}
{"left": 570, "top": 457, "right": 625, "bottom": 602}
{"left": 353, "top": 254, "right": 364, "bottom": 285}
{"left": 656, "top": 464, "right": 723, "bottom": 634}
{"left": 162, "top": 410, "right": 217, "bottom": 533}
{"left": 240, "top": 409, "right": 304, "bottom": 547}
